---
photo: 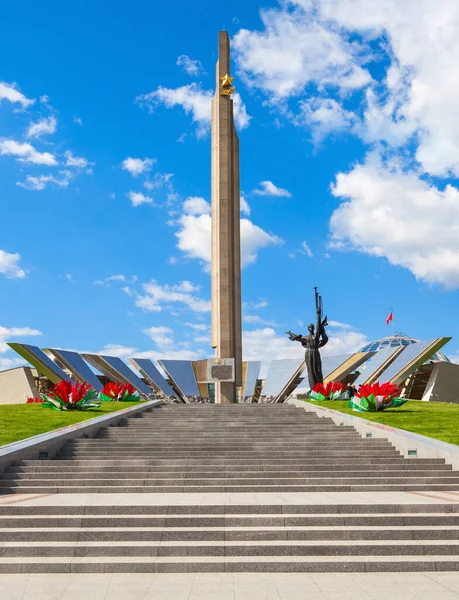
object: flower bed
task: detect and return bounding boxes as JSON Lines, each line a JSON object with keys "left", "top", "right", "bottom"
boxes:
{"left": 349, "top": 382, "right": 407, "bottom": 412}
{"left": 310, "top": 381, "right": 347, "bottom": 401}
{"left": 42, "top": 380, "right": 100, "bottom": 411}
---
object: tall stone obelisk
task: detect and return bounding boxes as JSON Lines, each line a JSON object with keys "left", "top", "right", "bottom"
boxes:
{"left": 211, "top": 31, "right": 242, "bottom": 403}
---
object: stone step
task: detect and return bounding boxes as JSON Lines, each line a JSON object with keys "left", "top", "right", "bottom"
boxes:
{"left": 3, "top": 504, "right": 458, "bottom": 515}
{"left": 59, "top": 446, "right": 401, "bottom": 459}
{"left": 7, "top": 463, "right": 452, "bottom": 472}
{"left": 2, "top": 475, "right": 458, "bottom": 486}
{"left": 16, "top": 457, "right": 444, "bottom": 466}
{"left": 4, "top": 484, "right": 459, "bottom": 493}
{"left": 1, "top": 555, "right": 459, "bottom": 573}
{"left": 5, "top": 470, "right": 455, "bottom": 480}
{"left": 3, "top": 539, "right": 459, "bottom": 557}
{"left": 65, "top": 441, "right": 391, "bottom": 448}
{"left": 4, "top": 526, "right": 459, "bottom": 542}
{"left": 4, "top": 513, "right": 459, "bottom": 528}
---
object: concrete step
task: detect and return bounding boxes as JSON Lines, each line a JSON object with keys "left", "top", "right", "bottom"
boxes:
{"left": 6, "top": 463, "right": 452, "bottom": 473}
{"left": 4, "top": 485, "right": 459, "bottom": 494}
{"left": 5, "top": 470, "right": 456, "bottom": 480}
{"left": 4, "top": 513, "right": 459, "bottom": 528}
{"left": 3, "top": 539, "right": 459, "bottom": 557}
{"left": 16, "top": 457, "right": 445, "bottom": 466}
{"left": 4, "top": 526, "right": 459, "bottom": 542}
{"left": 1, "top": 554, "right": 459, "bottom": 573}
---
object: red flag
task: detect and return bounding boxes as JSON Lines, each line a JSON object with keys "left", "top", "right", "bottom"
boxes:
{"left": 386, "top": 311, "right": 393, "bottom": 326}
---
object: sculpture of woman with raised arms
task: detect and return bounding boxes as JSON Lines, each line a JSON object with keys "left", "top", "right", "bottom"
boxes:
{"left": 286, "top": 288, "right": 329, "bottom": 390}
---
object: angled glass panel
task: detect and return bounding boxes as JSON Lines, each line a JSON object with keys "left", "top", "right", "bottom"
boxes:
{"left": 48, "top": 349, "right": 103, "bottom": 391}
{"left": 353, "top": 346, "right": 404, "bottom": 387}
{"left": 262, "top": 359, "right": 304, "bottom": 397}
{"left": 101, "top": 355, "right": 153, "bottom": 395}
{"left": 321, "top": 354, "right": 353, "bottom": 379}
{"left": 7, "top": 343, "right": 72, "bottom": 384}
{"left": 82, "top": 354, "right": 152, "bottom": 395}
{"left": 381, "top": 340, "right": 435, "bottom": 383}
{"left": 158, "top": 360, "right": 199, "bottom": 396}
{"left": 243, "top": 361, "right": 261, "bottom": 399}
{"left": 129, "top": 358, "right": 175, "bottom": 396}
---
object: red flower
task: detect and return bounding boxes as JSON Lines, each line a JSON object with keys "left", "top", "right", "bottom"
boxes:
{"left": 312, "top": 381, "right": 346, "bottom": 397}
{"left": 101, "top": 381, "right": 136, "bottom": 399}
{"left": 356, "top": 382, "right": 401, "bottom": 401}
{"left": 49, "top": 380, "right": 94, "bottom": 405}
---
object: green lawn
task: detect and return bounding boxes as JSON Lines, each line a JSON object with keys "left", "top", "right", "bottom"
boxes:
{"left": 302, "top": 398, "right": 459, "bottom": 446}
{"left": 0, "top": 401, "right": 145, "bottom": 447}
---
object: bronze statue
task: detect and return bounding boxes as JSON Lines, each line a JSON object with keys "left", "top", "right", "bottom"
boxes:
{"left": 286, "top": 287, "right": 329, "bottom": 390}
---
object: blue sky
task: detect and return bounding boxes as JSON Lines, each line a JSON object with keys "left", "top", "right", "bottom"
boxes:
{"left": 1, "top": 0, "right": 459, "bottom": 373}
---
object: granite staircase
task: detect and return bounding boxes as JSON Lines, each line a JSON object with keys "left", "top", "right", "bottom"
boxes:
{"left": 1, "top": 403, "right": 459, "bottom": 572}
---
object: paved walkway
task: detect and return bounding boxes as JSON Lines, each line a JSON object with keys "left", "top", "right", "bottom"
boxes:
{"left": 2, "top": 572, "right": 459, "bottom": 600}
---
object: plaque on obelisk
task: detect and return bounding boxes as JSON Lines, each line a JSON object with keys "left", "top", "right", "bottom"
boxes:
{"left": 211, "top": 31, "right": 242, "bottom": 403}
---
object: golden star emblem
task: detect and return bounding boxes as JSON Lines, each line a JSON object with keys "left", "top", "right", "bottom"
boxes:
{"left": 220, "top": 74, "right": 234, "bottom": 88}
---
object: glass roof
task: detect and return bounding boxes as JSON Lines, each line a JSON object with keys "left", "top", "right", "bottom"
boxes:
{"left": 359, "top": 331, "right": 450, "bottom": 363}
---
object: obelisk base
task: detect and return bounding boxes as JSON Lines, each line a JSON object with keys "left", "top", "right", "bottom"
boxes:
{"left": 215, "top": 382, "right": 236, "bottom": 404}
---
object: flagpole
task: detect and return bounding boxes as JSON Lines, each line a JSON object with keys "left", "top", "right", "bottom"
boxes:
{"left": 392, "top": 307, "right": 394, "bottom": 337}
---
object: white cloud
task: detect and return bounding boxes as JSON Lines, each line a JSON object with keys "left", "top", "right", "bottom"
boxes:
{"left": 315, "top": 0, "right": 459, "bottom": 177}
{"left": 136, "top": 83, "right": 251, "bottom": 136}
{"left": 237, "top": 221, "right": 286, "bottom": 266}
{"left": 232, "top": 92, "right": 252, "bottom": 130}
{"left": 240, "top": 196, "right": 251, "bottom": 215}
{"left": 0, "top": 250, "right": 26, "bottom": 279}
{"left": 39, "top": 95, "right": 49, "bottom": 104}
{"left": 94, "top": 274, "right": 137, "bottom": 287}
{"left": 330, "top": 152, "right": 459, "bottom": 288}
{"left": 243, "top": 325, "right": 368, "bottom": 377}
{"left": 122, "top": 156, "right": 155, "bottom": 177}
{"left": 252, "top": 180, "right": 292, "bottom": 197}
{"left": 0, "top": 357, "right": 25, "bottom": 371}
{"left": 177, "top": 55, "right": 204, "bottom": 76}
{"left": 185, "top": 322, "right": 208, "bottom": 331}
{"left": 64, "top": 150, "right": 91, "bottom": 168}
{"left": 300, "top": 241, "right": 313, "bottom": 257}
{"left": 144, "top": 172, "right": 173, "bottom": 191}
{"left": 175, "top": 212, "right": 283, "bottom": 267}
{"left": 0, "top": 325, "right": 42, "bottom": 354}
{"left": 143, "top": 326, "right": 174, "bottom": 349}
{"left": 243, "top": 315, "right": 278, "bottom": 326}
{"left": 328, "top": 320, "right": 353, "bottom": 330}
{"left": 74, "top": 117, "right": 83, "bottom": 125}
{"left": 93, "top": 342, "right": 202, "bottom": 362}
{"left": 235, "top": 1, "right": 459, "bottom": 178}
{"left": 98, "top": 344, "right": 138, "bottom": 358}
{"left": 135, "top": 280, "right": 211, "bottom": 313}
{"left": 127, "top": 191, "right": 154, "bottom": 207}
{"left": 297, "top": 97, "right": 356, "bottom": 143}
{"left": 0, "top": 82, "right": 34, "bottom": 108}
{"left": 182, "top": 196, "right": 210, "bottom": 215}
{"left": 233, "top": 5, "right": 371, "bottom": 101}
{"left": 244, "top": 299, "right": 269, "bottom": 310}
{"left": 26, "top": 116, "right": 57, "bottom": 139}
{"left": 65, "top": 274, "right": 74, "bottom": 283}
{"left": 0, "top": 138, "right": 57, "bottom": 166}
{"left": 17, "top": 171, "right": 72, "bottom": 191}
{"left": 174, "top": 281, "right": 200, "bottom": 293}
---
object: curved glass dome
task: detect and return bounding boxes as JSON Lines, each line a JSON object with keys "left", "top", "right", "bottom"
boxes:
{"left": 359, "top": 331, "right": 450, "bottom": 363}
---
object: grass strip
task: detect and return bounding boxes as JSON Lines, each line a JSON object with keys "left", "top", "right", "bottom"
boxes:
{"left": 302, "top": 398, "right": 459, "bottom": 446}
{"left": 0, "top": 402, "right": 144, "bottom": 447}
